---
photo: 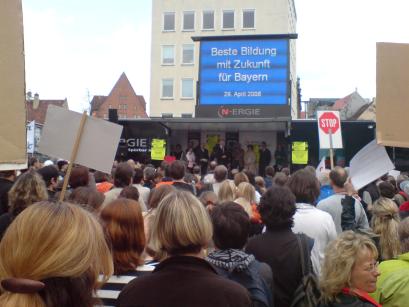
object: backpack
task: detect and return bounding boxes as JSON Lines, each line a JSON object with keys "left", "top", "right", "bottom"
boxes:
{"left": 214, "top": 261, "right": 272, "bottom": 307}
{"left": 341, "top": 195, "right": 357, "bottom": 231}
{"left": 290, "top": 234, "right": 321, "bottom": 307}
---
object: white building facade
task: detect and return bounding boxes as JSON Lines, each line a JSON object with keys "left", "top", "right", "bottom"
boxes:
{"left": 150, "top": 0, "right": 298, "bottom": 118}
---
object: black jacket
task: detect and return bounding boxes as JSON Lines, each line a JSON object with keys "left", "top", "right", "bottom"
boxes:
{"left": 117, "top": 255, "right": 251, "bottom": 307}
{"left": 0, "top": 178, "right": 13, "bottom": 215}
{"left": 246, "top": 229, "right": 304, "bottom": 307}
{"left": 319, "top": 293, "right": 379, "bottom": 307}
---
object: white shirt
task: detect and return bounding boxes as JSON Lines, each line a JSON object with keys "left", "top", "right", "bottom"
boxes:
{"left": 133, "top": 184, "right": 150, "bottom": 210}
{"left": 292, "top": 203, "right": 337, "bottom": 276}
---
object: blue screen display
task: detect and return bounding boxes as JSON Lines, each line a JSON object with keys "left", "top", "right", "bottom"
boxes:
{"left": 199, "top": 39, "right": 289, "bottom": 105}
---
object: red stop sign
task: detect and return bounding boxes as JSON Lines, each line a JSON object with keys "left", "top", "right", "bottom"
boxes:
{"left": 319, "top": 112, "right": 340, "bottom": 134}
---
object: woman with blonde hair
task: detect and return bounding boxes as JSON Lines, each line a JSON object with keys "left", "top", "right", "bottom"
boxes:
{"left": 320, "top": 231, "right": 381, "bottom": 307}
{"left": 0, "top": 170, "right": 48, "bottom": 239}
{"left": 0, "top": 201, "right": 113, "bottom": 307}
{"left": 218, "top": 180, "right": 236, "bottom": 203}
{"left": 235, "top": 182, "right": 262, "bottom": 235}
{"left": 117, "top": 190, "right": 251, "bottom": 307}
{"left": 371, "top": 197, "right": 401, "bottom": 260}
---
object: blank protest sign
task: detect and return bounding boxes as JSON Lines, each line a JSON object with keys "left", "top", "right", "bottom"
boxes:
{"left": 39, "top": 105, "right": 123, "bottom": 174}
{"left": 377, "top": 42, "right": 409, "bottom": 147}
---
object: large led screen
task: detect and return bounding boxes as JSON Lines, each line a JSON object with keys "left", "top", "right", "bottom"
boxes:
{"left": 199, "top": 39, "right": 289, "bottom": 105}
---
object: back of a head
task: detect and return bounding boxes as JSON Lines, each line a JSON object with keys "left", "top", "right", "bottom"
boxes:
{"left": 133, "top": 168, "right": 144, "bottom": 185}
{"left": 69, "top": 165, "right": 90, "bottom": 189}
{"left": 218, "top": 180, "right": 236, "bottom": 203}
{"left": 209, "top": 161, "right": 217, "bottom": 171}
{"left": 329, "top": 166, "right": 348, "bottom": 188}
{"left": 114, "top": 162, "right": 133, "bottom": 188}
{"left": 68, "top": 186, "right": 105, "bottom": 213}
{"left": 149, "top": 190, "right": 212, "bottom": 256}
{"left": 265, "top": 166, "right": 275, "bottom": 177}
{"left": 147, "top": 184, "right": 175, "bottom": 210}
{"left": 214, "top": 165, "right": 228, "bottom": 183}
{"left": 372, "top": 197, "right": 400, "bottom": 260}
{"left": 259, "top": 185, "right": 296, "bottom": 230}
{"left": 287, "top": 169, "right": 320, "bottom": 205}
{"left": 0, "top": 201, "right": 113, "bottom": 307}
{"left": 255, "top": 176, "right": 265, "bottom": 188}
{"left": 234, "top": 172, "right": 249, "bottom": 187}
{"left": 273, "top": 172, "right": 288, "bottom": 186}
{"left": 37, "top": 165, "right": 59, "bottom": 187}
{"left": 236, "top": 182, "right": 255, "bottom": 203}
{"left": 399, "top": 217, "right": 409, "bottom": 253}
{"left": 199, "top": 191, "right": 218, "bottom": 208}
{"left": 8, "top": 171, "right": 48, "bottom": 217}
{"left": 169, "top": 160, "right": 185, "bottom": 180}
{"left": 143, "top": 166, "right": 156, "bottom": 182}
{"left": 378, "top": 181, "right": 396, "bottom": 199}
{"left": 100, "top": 198, "right": 145, "bottom": 274}
{"left": 119, "top": 186, "right": 140, "bottom": 202}
{"left": 210, "top": 202, "right": 250, "bottom": 250}
{"left": 94, "top": 171, "right": 109, "bottom": 184}
{"left": 243, "top": 170, "right": 256, "bottom": 186}
{"left": 304, "top": 165, "right": 316, "bottom": 176}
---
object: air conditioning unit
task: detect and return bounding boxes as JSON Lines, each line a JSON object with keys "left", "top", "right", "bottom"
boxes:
{"left": 162, "top": 113, "right": 173, "bottom": 118}
{"left": 181, "top": 113, "right": 193, "bottom": 118}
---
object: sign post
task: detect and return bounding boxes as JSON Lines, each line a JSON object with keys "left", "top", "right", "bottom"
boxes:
{"left": 317, "top": 111, "right": 343, "bottom": 169}
{"left": 329, "top": 129, "right": 334, "bottom": 169}
{"left": 59, "top": 111, "right": 87, "bottom": 201}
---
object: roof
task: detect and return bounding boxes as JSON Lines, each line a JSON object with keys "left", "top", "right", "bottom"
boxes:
{"left": 26, "top": 99, "right": 68, "bottom": 124}
{"left": 332, "top": 94, "right": 352, "bottom": 110}
{"left": 90, "top": 95, "right": 107, "bottom": 114}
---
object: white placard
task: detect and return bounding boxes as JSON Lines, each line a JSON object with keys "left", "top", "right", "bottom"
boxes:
{"left": 317, "top": 111, "right": 343, "bottom": 149}
{"left": 38, "top": 105, "right": 123, "bottom": 174}
{"left": 26, "top": 120, "right": 35, "bottom": 154}
{"left": 316, "top": 156, "right": 326, "bottom": 177}
{"left": 349, "top": 140, "right": 395, "bottom": 191}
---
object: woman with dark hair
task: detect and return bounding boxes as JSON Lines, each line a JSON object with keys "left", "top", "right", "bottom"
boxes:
{"left": 69, "top": 165, "right": 90, "bottom": 189}
{"left": 246, "top": 185, "right": 309, "bottom": 307}
{"left": 288, "top": 169, "right": 337, "bottom": 276}
{"left": 207, "top": 202, "right": 273, "bottom": 307}
{"left": 68, "top": 186, "right": 105, "bottom": 213}
{"left": 99, "top": 198, "right": 153, "bottom": 306}
{"left": 0, "top": 201, "right": 113, "bottom": 307}
{"left": 117, "top": 191, "right": 251, "bottom": 307}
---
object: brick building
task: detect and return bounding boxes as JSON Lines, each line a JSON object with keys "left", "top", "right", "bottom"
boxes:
{"left": 90, "top": 73, "right": 148, "bottom": 119}
{"left": 26, "top": 93, "right": 68, "bottom": 124}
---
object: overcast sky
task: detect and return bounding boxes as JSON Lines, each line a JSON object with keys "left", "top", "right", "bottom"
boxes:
{"left": 23, "top": 0, "right": 409, "bottom": 113}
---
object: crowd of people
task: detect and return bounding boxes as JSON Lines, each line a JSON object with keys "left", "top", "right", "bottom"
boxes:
{"left": 0, "top": 153, "right": 408, "bottom": 307}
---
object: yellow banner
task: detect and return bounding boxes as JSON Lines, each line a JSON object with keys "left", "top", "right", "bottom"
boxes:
{"left": 151, "top": 139, "right": 166, "bottom": 161}
{"left": 292, "top": 141, "right": 307, "bottom": 151}
{"left": 292, "top": 150, "right": 308, "bottom": 165}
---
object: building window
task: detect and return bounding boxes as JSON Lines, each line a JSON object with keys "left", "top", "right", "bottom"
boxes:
{"left": 182, "top": 44, "right": 194, "bottom": 65}
{"left": 162, "top": 45, "right": 175, "bottom": 65}
{"left": 163, "top": 12, "right": 175, "bottom": 31}
{"left": 222, "top": 10, "right": 234, "bottom": 29}
{"left": 123, "top": 104, "right": 128, "bottom": 110}
{"left": 202, "top": 11, "right": 214, "bottom": 30}
{"left": 181, "top": 79, "right": 194, "bottom": 99}
{"left": 161, "top": 79, "right": 174, "bottom": 98}
{"left": 108, "top": 104, "right": 112, "bottom": 109}
{"left": 243, "top": 10, "right": 255, "bottom": 29}
{"left": 183, "top": 11, "right": 195, "bottom": 31}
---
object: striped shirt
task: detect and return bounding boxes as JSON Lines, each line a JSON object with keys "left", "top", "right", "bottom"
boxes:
{"left": 97, "top": 264, "right": 155, "bottom": 307}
